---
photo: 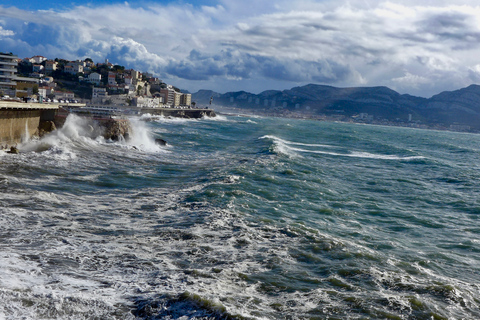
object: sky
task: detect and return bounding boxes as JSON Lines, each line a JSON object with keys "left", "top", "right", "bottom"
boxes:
{"left": 1, "top": 0, "right": 480, "bottom": 97}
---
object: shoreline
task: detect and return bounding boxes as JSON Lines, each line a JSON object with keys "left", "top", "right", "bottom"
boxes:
{"left": 215, "top": 107, "right": 478, "bottom": 134}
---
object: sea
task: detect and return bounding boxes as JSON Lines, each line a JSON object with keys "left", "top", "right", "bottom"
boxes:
{"left": 0, "top": 112, "right": 479, "bottom": 320}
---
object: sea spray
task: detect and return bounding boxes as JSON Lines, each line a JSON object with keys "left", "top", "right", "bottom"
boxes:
{"left": 19, "top": 114, "right": 102, "bottom": 153}
{"left": 22, "top": 119, "right": 30, "bottom": 143}
{"left": 126, "top": 117, "right": 167, "bottom": 152}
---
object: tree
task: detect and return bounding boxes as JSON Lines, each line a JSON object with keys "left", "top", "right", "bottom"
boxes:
{"left": 113, "top": 65, "right": 124, "bottom": 72}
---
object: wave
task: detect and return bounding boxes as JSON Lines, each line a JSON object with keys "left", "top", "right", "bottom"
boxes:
{"left": 260, "top": 135, "right": 424, "bottom": 161}
{"left": 260, "top": 135, "right": 334, "bottom": 148}
{"left": 17, "top": 114, "right": 168, "bottom": 156}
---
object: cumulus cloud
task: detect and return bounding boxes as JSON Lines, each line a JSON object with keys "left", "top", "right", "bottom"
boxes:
{"left": 0, "top": 26, "right": 14, "bottom": 37}
{"left": 1, "top": 1, "right": 480, "bottom": 96}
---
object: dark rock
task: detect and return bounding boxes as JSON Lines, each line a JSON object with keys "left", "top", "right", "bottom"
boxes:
{"left": 155, "top": 138, "right": 167, "bottom": 146}
{"left": 102, "top": 119, "right": 132, "bottom": 141}
{"left": 7, "top": 146, "right": 19, "bottom": 154}
{"left": 36, "top": 120, "right": 57, "bottom": 138}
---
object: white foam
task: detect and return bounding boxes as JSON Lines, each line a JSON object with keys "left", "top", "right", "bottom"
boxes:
{"left": 260, "top": 135, "right": 424, "bottom": 161}
{"left": 206, "top": 114, "right": 229, "bottom": 122}
{"left": 259, "top": 135, "right": 334, "bottom": 148}
{"left": 125, "top": 117, "right": 166, "bottom": 153}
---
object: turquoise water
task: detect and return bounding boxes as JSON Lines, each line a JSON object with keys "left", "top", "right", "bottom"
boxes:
{"left": 0, "top": 114, "right": 479, "bottom": 319}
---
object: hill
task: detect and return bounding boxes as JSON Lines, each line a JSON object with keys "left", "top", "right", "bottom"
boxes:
{"left": 193, "top": 84, "right": 480, "bottom": 130}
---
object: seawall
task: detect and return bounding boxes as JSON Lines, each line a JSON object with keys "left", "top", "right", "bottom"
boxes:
{"left": 0, "top": 101, "right": 59, "bottom": 147}
{"left": 140, "top": 108, "right": 216, "bottom": 118}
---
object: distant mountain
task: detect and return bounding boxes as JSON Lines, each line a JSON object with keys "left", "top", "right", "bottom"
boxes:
{"left": 416, "top": 85, "right": 480, "bottom": 127}
{"left": 192, "top": 84, "right": 480, "bottom": 130}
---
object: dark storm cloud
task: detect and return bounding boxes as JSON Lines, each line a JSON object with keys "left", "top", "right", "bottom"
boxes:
{"left": 416, "top": 12, "right": 480, "bottom": 44}
{"left": 164, "top": 49, "right": 354, "bottom": 83}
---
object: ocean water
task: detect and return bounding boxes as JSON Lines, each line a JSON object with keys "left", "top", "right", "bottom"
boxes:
{"left": 0, "top": 113, "right": 479, "bottom": 319}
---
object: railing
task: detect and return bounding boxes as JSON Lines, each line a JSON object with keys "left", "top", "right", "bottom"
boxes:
{"left": 0, "top": 61, "right": 18, "bottom": 66}
{"left": 0, "top": 80, "right": 17, "bottom": 86}
{"left": 0, "top": 53, "right": 17, "bottom": 57}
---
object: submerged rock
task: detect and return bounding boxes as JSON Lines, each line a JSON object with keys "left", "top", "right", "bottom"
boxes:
{"left": 155, "top": 138, "right": 167, "bottom": 146}
{"left": 7, "top": 146, "right": 19, "bottom": 154}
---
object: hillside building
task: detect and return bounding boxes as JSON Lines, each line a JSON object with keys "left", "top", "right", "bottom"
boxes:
{"left": 45, "top": 60, "right": 58, "bottom": 73}
{"left": 108, "top": 72, "right": 117, "bottom": 86}
{"left": 87, "top": 72, "right": 102, "bottom": 85}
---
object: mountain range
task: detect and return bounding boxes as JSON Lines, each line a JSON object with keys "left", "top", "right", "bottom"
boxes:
{"left": 192, "top": 84, "right": 480, "bottom": 130}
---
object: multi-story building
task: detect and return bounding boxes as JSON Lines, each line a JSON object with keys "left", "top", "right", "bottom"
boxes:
{"left": 45, "top": 60, "right": 58, "bottom": 73}
{"left": 0, "top": 52, "right": 18, "bottom": 96}
{"left": 87, "top": 72, "right": 102, "bottom": 85}
{"left": 64, "top": 61, "right": 84, "bottom": 75}
{"left": 108, "top": 71, "right": 116, "bottom": 86}
{"left": 125, "top": 69, "right": 142, "bottom": 84}
{"left": 31, "top": 55, "right": 47, "bottom": 64}
{"left": 160, "top": 87, "right": 176, "bottom": 106}
{"left": 92, "top": 87, "right": 107, "bottom": 99}
{"left": 180, "top": 93, "right": 192, "bottom": 107}
{"left": 132, "top": 96, "right": 163, "bottom": 108}
{"left": 174, "top": 91, "right": 182, "bottom": 107}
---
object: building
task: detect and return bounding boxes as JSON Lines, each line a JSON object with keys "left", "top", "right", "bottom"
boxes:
{"left": 87, "top": 72, "right": 102, "bottom": 85}
{"left": 38, "top": 86, "right": 54, "bottom": 99}
{"left": 125, "top": 69, "right": 142, "bottom": 84}
{"left": 45, "top": 60, "right": 58, "bottom": 73}
{"left": 160, "top": 87, "right": 176, "bottom": 106}
{"left": 31, "top": 55, "right": 47, "bottom": 64}
{"left": 64, "top": 61, "right": 84, "bottom": 75}
{"left": 174, "top": 91, "right": 182, "bottom": 107}
{"left": 33, "top": 64, "right": 44, "bottom": 73}
{"left": 132, "top": 97, "right": 163, "bottom": 108}
{"left": 0, "top": 52, "right": 18, "bottom": 96}
{"left": 54, "top": 91, "right": 75, "bottom": 100}
{"left": 180, "top": 93, "right": 192, "bottom": 107}
{"left": 108, "top": 72, "right": 116, "bottom": 86}
{"left": 92, "top": 87, "right": 108, "bottom": 99}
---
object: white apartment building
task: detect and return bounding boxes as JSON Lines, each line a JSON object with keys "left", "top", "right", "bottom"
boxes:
{"left": 92, "top": 87, "right": 107, "bottom": 99}
{"left": 0, "top": 52, "right": 18, "bottom": 96}
{"left": 87, "top": 72, "right": 102, "bottom": 85}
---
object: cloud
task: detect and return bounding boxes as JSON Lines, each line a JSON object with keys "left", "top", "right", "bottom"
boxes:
{"left": 0, "top": 26, "right": 14, "bottom": 37}
{"left": 1, "top": 1, "right": 480, "bottom": 96}
{"left": 164, "top": 49, "right": 358, "bottom": 84}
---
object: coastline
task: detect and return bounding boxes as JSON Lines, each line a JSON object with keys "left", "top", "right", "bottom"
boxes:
{"left": 215, "top": 107, "right": 478, "bottom": 134}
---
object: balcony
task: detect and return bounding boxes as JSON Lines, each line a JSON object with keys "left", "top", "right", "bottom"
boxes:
{"left": 0, "top": 67, "right": 17, "bottom": 73}
{"left": 0, "top": 61, "right": 18, "bottom": 66}
{"left": 0, "top": 81, "right": 17, "bottom": 87}
{"left": 0, "top": 53, "right": 17, "bottom": 59}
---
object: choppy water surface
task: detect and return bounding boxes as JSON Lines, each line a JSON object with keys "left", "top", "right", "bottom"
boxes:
{"left": 1, "top": 114, "right": 479, "bottom": 319}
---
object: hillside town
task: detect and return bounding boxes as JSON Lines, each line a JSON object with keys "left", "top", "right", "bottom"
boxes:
{"left": 0, "top": 52, "right": 195, "bottom": 116}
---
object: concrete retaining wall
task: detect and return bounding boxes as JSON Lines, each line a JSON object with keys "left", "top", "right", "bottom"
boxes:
{"left": 0, "top": 109, "right": 42, "bottom": 146}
